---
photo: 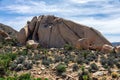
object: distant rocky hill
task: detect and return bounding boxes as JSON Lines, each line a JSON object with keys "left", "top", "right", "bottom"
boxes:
{"left": 0, "top": 23, "right": 17, "bottom": 38}
{"left": 112, "top": 42, "right": 120, "bottom": 46}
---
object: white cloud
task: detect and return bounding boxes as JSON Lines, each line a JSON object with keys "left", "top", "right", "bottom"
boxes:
{"left": 0, "top": 16, "right": 32, "bottom": 31}
{"left": 69, "top": 0, "right": 106, "bottom": 3}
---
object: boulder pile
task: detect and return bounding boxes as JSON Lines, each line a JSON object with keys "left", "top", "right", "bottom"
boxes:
{"left": 17, "top": 15, "right": 111, "bottom": 50}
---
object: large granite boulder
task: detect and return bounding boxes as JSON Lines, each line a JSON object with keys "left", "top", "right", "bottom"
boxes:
{"left": 101, "top": 44, "right": 114, "bottom": 53}
{"left": 17, "top": 15, "right": 111, "bottom": 50}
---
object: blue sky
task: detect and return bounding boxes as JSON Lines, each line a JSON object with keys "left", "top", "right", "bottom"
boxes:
{"left": 0, "top": 0, "right": 120, "bottom": 42}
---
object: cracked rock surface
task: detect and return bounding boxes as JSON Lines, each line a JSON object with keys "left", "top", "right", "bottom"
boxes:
{"left": 17, "top": 15, "right": 111, "bottom": 50}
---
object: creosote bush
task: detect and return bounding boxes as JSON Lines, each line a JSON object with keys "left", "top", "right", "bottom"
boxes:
{"left": 89, "top": 63, "right": 98, "bottom": 72}
{"left": 72, "top": 63, "right": 79, "bottom": 71}
{"left": 56, "top": 63, "right": 66, "bottom": 74}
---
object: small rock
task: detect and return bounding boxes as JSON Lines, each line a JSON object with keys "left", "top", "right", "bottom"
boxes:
{"left": 99, "top": 67, "right": 106, "bottom": 71}
{"left": 93, "top": 71, "right": 104, "bottom": 76}
{"left": 41, "top": 65, "right": 45, "bottom": 70}
{"left": 38, "top": 71, "right": 42, "bottom": 75}
{"left": 26, "top": 40, "right": 39, "bottom": 49}
{"left": 34, "top": 50, "right": 39, "bottom": 54}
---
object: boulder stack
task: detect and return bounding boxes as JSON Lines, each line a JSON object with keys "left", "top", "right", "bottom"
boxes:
{"left": 17, "top": 15, "right": 111, "bottom": 50}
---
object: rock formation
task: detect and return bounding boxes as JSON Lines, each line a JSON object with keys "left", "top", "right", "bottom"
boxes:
{"left": 115, "top": 46, "right": 120, "bottom": 53}
{"left": 101, "top": 44, "right": 114, "bottom": 53}
{"left": 0, "top": 23, "right": 17, "bottom": 42}
{"left": 0, "top": 29, "right": 9, "bottom": 41}
{"left": 17, "top": 15, "right": 111, "bottom": 50}
{"left": 0, "top": 23, "right": 17, "bottom": 38}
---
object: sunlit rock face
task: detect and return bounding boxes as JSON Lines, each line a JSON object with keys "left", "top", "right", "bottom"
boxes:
{"left": 17, "top": 15, "right": 111, "bottom": 50}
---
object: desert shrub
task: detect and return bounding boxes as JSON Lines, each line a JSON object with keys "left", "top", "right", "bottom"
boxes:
{"left": 54, "top": 55, "right": 63, "bottom": 62}
{"left": 0, "top": 53, "right": 14, "bottom": 69}
{"left": 42, "top": 58, "right": 52, "bottom": 67}
{"left": 76, "top": 57, "right": 84, "bottom": 64}
{"left": 44, "top": 78, "right": 49, "bottom": 80}
{"left": 64, "top": 44, "right": 74, "bottom": 50}
{"left": 23, "top": 61, "right": 33, "bottom": 70}
{"left": 18, "top": 73, "right": 31, "bottom": 80}
{"left": 16, "top": 56, "right": 25, "bottom": 64}
{"left": 0, "top": 66, "right": 5, "bottom": 77}
{"left": 18, "top": 49, "right": 28, "bottom": 56}
{"left": 81, "top": 50, "right": 90, "bottom": 59}
{"left": 33, "top": 54, "right": 41, "bottom": 60}
{"left": 82, "top": 75, "right": 88, "bottom": 80}
{"left": 9, "top": 62, "right": 17, "bottom": 70}
{"left": 0, "top": 42, "right": 3, "bottom": 48}
{"left": 64, "top": 58, "right": 69, "bottom": 64}
{"left": 90, "top": 63, "right": 98, "bottom": 72}
{"left": 15, "top": 64, "right": 24, "bottom": 71}
{"left": 56, "top": 63, "right": 66, "bottom": 74}
{"left": 72, "top": 63, "right": 79, "bottom": 71}
{"left": 84, "top": 60, "right": 90, "bottom": 65}
{"left": 100, "top": 56, "right": 107, "bottom": 66}
{"left": 78, "top": 67, "right": 90, "bottom": 80}
{"left": 86, "top": 53, "right": 97, "bottom": 62}
{"left": 107, "top": 57, "right": 114, "bottom": 68}
{"left": 68, "top": 55, "right": 75, "bottom": 62}
{"left": 111, "top": 72, "right": 118, "bottom": 78}
{"left": 116, "top": 63, "right": 120, "bottom": 68}
{"left": 102, "top": 64, "right": 109, "bottom": 69}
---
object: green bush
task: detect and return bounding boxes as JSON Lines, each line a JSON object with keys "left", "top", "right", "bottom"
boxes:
{"left": 56, "top": 63, "right": 66, "bottom": 74}
{"left": 72, "top": 64, "right": 79, "bottom": 71}
{"left": 18, "top": 73, "right": 31, "bottom": 80}
{"left": 23, "top": 61, "right": 33, "bottom": 70}
{"left": 90, "top": 63, "right": 98, "bottom": 72}
{"left": 64, "top": 44, "right": 74, "bottom": 50}
{"left": 82, "top": 75, "right": 88, "bottom": 80}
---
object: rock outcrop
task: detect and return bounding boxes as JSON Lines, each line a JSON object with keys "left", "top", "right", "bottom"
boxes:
{"left": 17, "top": 15, "right": 111, "bottom": 50}
{"left": 101, "top": 44, "right": 114, "bottom": 53}
{"left": 0, "top": 30, "right": 9, "bottom": 41}
{"left": 0, "top": 23, "right": 17, "bottom": 38}
{"left": 115, "top": 46, "right": 120, "bottom": 54}
{"left": 0, "top": 23, "right": 17, "bottom": 42}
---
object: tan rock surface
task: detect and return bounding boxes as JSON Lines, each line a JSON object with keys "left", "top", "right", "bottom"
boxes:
{"left": 26, "top": 40, "right": 39, "bottom": 49}
{"left": 17, "top": 15, "right": 111, "bottom": 50}
{"left": 17, "top": 25, "right": 29, "bottom": 44}
{"left": 101, "top": 44, "right": 114, "bottom": 53}
{"left": 115, "top": 46, "right": 120, "bottom": 53}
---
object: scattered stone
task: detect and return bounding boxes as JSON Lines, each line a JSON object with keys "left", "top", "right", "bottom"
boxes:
{"left": 38, "top": 71, "right": 42, "bottom": 75}
{"left": 41, "top": 65, "right": 45, "bottom": 70}
{"left": 93, "top": 71, "right": 104, "bottom": 76}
